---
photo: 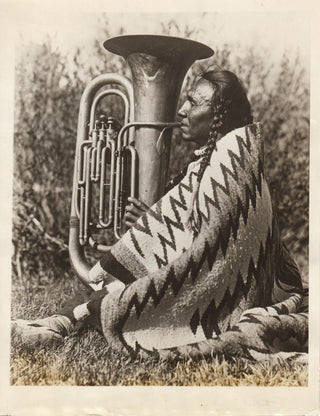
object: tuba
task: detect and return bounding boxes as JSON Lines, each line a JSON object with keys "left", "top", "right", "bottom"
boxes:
{"left": 69, "top": 35, "right": 213, "bottom": 286}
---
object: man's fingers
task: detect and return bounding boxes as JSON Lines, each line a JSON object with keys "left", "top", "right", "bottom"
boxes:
{"left": 124, "top": 198, "right": 149, "bottom": 228}
{"left": 124, "top": 212, "right": 138, "bottom": 224}
{"left": 125, "top": 205, "right": 142, "bottom": 217}
{"left": 125, "top": 220, "right": 135, "bottom": 227}
{"left": 127, "top": 197, "right": 142, "bottom": 207}
{"left": 125, "top": 218, "right": 135, "bottom": 227}
{"left": 127, "top": 197, "right": 149, "bottom": 211}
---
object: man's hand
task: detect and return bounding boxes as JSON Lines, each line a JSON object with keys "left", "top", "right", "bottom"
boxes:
{"left": 88, "top": 261, "right": 108, "bottom": 284}
{"left": 124, "top": 197, "right": 149, "bottom": 227}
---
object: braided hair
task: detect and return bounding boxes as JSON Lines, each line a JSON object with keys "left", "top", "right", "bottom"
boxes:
{"left": 186, "top": 70, "right": 253, "bottom": 232}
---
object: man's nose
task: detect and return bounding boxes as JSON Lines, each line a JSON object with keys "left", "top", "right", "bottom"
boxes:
{"left": 178, "top": 101, "right": 189, "bottom": 118}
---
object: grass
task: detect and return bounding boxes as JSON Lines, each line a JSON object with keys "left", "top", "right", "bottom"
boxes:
{"left": 11, "top": 276, "right": 308, "bottom": 386}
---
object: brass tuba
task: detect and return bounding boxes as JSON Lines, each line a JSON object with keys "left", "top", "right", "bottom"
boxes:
{"left": 69, "top": 35, "right": 213, "bottom": 286}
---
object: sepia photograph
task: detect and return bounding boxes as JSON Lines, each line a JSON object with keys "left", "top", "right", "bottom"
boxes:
{"left": 1, "top": 1, "right": 319, "bottom": 415}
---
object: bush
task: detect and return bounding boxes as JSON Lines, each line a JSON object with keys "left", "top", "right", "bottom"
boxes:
{"left": 13, "top": 41, "right": 84, "bottom": 285}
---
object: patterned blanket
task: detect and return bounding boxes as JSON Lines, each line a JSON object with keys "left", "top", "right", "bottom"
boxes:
{"left": 97, "top": 123, "right": 307, "bottom": 361}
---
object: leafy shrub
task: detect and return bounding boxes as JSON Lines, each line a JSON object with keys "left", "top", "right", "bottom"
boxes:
{"left": 13, "top": 42, "right": 84, "bottom": 285}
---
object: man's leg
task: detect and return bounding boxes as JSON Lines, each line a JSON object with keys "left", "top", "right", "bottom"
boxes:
{"left": 11, "top": 280, "right": 125, "bottom": 345}
{"left": 11, "top": 287, "right": 94, "bottom": 345}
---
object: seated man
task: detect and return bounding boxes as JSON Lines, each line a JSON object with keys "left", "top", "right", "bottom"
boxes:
{"left": 12, "top": 70, "right": 307, "bottom": 362}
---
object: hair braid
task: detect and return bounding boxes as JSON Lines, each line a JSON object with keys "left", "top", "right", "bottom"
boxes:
{"left": 197, "top": 101, "right": 226, "bottom": 183}
{"left": 185, "top": 100, "right": 226, "bottom": 233}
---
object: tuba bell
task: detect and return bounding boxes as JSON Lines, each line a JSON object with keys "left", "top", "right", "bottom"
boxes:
{"left": 69, "top": 35, "right": 213, "bottom": 286}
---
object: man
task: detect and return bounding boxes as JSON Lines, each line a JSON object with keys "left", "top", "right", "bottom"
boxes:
{"left": 12, "top": 70, "right": 307, "bottom": 362}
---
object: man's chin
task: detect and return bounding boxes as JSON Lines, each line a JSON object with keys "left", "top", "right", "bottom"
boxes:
{"left": 181, "top": 132, "right": 192, "bottom": 141}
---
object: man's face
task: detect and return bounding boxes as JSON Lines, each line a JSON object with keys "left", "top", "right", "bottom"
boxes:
{"left": 178, "top": 79, "right": 215, "bottom": 146}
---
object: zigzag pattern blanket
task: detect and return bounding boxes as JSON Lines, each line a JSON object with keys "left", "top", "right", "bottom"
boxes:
{"left": 97, "top": 123, "right": 307, "bottom": 360}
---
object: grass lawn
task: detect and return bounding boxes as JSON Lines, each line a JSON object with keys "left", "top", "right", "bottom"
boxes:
{"left": 11, "top": 276, "right": 308, "bottom": 386}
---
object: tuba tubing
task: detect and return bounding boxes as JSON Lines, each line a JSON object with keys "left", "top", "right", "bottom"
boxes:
{"left": 69, "top": 73, "right": 134, "bottom": 284}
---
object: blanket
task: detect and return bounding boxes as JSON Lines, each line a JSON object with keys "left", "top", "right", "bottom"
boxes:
{"left": 97, "top": 123, "right": 307, "bottom": 361}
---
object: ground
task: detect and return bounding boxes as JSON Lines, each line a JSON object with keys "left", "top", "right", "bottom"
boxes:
{"left": 11, "top": 276, "right": 308, "bottom": 386}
